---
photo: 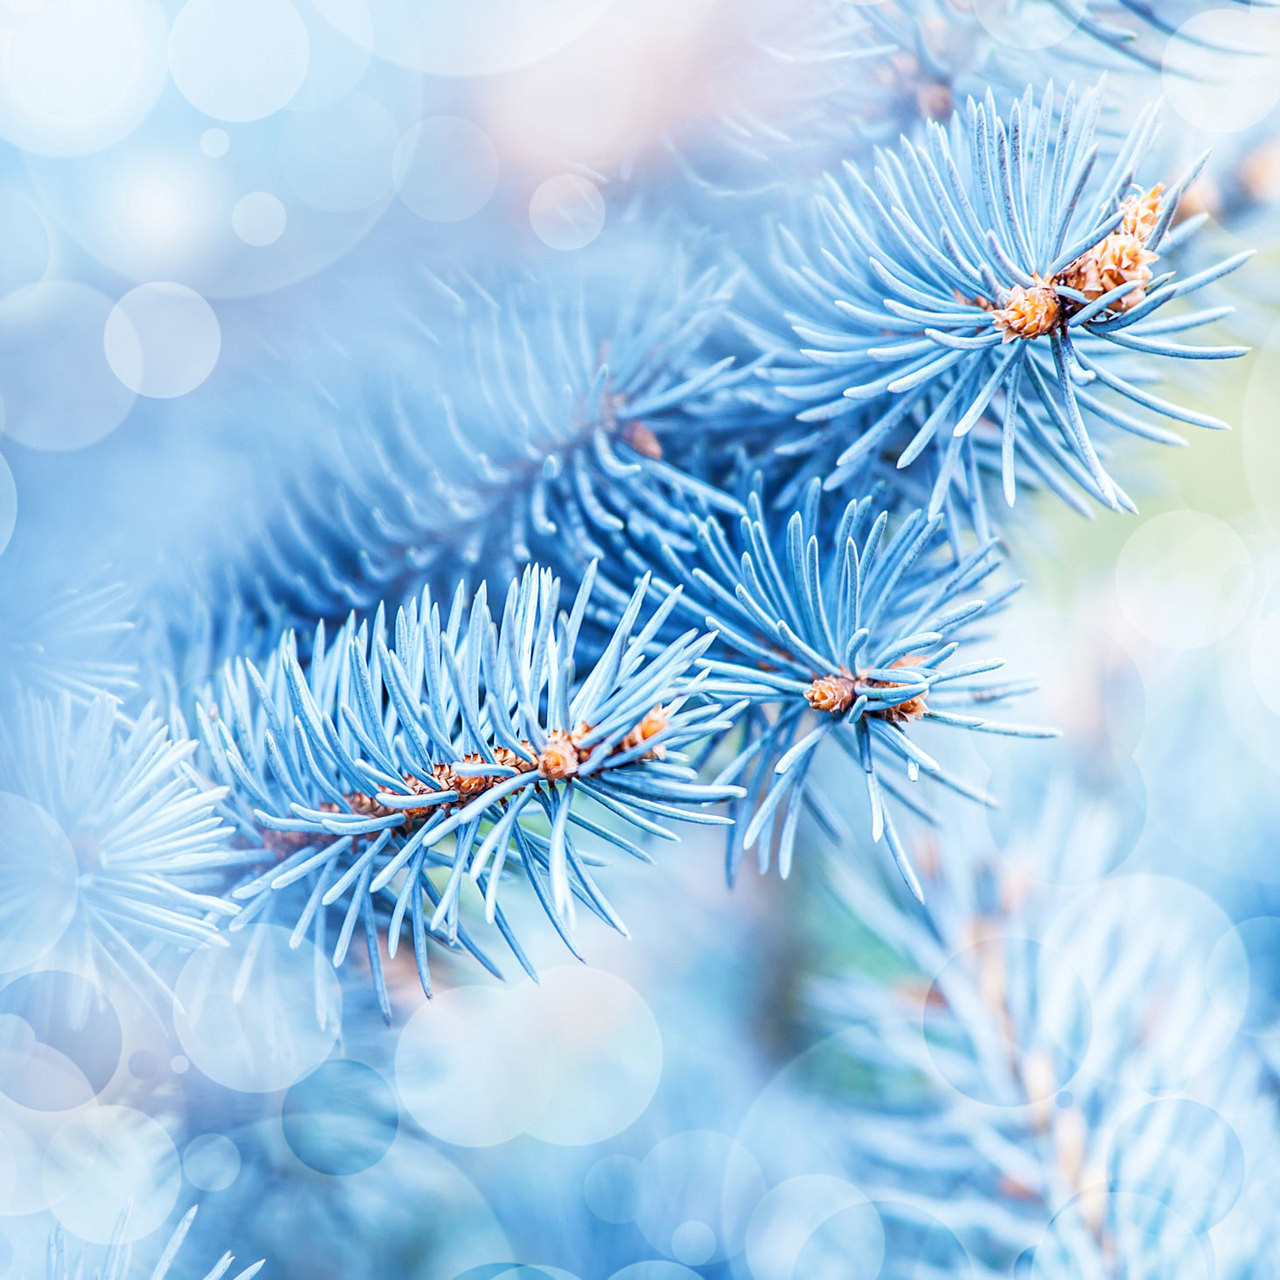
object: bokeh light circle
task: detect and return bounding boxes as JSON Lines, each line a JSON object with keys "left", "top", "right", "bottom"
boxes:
{"left": 1042, "top": 874, "right": 1247, "bottom": 1089}
{"left": 396, "top": 984, "right": 552, "bottom": 1148}
{"left": 0, "top": 970, "right": 120, "bottom": 1111}
{"left": 745, "top": 1175, "right": 884, "bottom": 1280}
{"left": 200, "top": 127, "right": 230, "bottom": 158}
{"left": 985, "top": 734, "right": 1146, "bottom": 885}
{"left": 173, "top": 923, "right": 342, "bottom": 1093}
{"left": 670, "top": 1220, "right": 716, "bottom": 1265}
{"left": 282, "top": 1058, "right": 397, "bottom": 1175}
{"left": 734, "top": 1028, "right": 873, "bottom": 1187}
{"left": 0, "top": 282, "right": 135, "bottom": 450}
{"left": 182, "top": 1132, "right": 241, "bottom": 1192}
{"left": 239, "top": 1127, "right": 512, "bottom": 1277}
{"left": 1107, "top": 1098, "right": 1244, "bottom": 1232}
{"left": 843, "top": 1201, "right": 972, "bottom": 1277}
{"left": 23, "top": 103, "right": 401, "bottom": 296}
{"left": 104, "top": 282, "right": 221, "bottom": 398}
{"left": 1028, "top": 1188, "right": 1211, "bottom": 1279}
{"left": 232, "top": 192, "right": 288, "bottom": 246}
{"left": 0, "top": 0, "right": 168, "bottom": 156}
{"left": 0, "top": 1093, "right": 63, "bottom": 1215}
{"left": 633, "top": 1131, "right": 765, "bottom": 1265}
{"left": 529, "top": 175, "right": 605, "bottom": 251}
{"left": 397, "top": 968, "right": 659, "bottom": 1148}
{"left": 0, "top": 793, "right": 77, "bottom": 971}
{"left": 523, "top": 966, "right": 663, "bottom": 1146}
{"left": 924, "top": 938, "right": 1091, "bottom": 1107}
{"left": 43, "top": 1105, "right": 181, "bottom": 1244}
{"left": 1163, "top": 9, "right": 1280, "bottom": 135}
{"left": 25, "top": 149, "right": 226, "bottom": 285}
{"left": 1115, "top": 511, "right": 1252, "bottom": 650}
{"left": 789, "top": 1204, "right": 893, "bottom": 1278}
{"left": 169, "top": 0, "right": 311, "bottom": 122}
{"left": 393, "top": 117, "right": 500, "bottom": 223}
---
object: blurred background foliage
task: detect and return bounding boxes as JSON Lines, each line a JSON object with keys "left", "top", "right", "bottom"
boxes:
{"left": 3, "top": 1, "right": 1280, "bottom": 1277}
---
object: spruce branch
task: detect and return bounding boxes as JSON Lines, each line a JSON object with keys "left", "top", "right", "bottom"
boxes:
{"left": 198, "top": 564, "right": 742, "bottom": 1012}
{"left": 753, "top": 84, "right": 1250, "bottom": 527}
{"left": 647, "top": 479, "right": 1053, "bottom": 895}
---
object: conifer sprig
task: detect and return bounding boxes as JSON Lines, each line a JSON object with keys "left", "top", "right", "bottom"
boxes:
{"left": 651, "top": 481, "right": 1052, "bottom": 895}
{"left": 759, "top": 84, "right": 1250, "bottom": 525}
{"left": 199, "top": 564, "right": 742, "bottom": 1010}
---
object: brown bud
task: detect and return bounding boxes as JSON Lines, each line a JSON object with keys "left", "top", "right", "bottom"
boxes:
{"left": 623, "top": 421, "right": 663, "bottom": 461}
{"left": 804, "top": 672, "right": 857, "bottom": 716}
{"left": 992, "top": 283, "right": 1060, "bottom": 342}
{"left": 620, "top": 704, "right": 670, "bottom": 758}
{"left": 538, "top": 730, "right": 583, "bottom": 781}
{"left": 1120, "top": 183, "right": 1165, "bottom": 243}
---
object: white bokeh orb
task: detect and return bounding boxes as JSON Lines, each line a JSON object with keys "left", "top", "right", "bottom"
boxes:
{"left": 393, "top": 116, "right": 500, "bottom": 223}
{"left": 522, "top": 967, "right": 663, "bottom": 1147}
{"left": 0, "top": 1094, "right": 62, "bottom": 1215}
{"left": 0, "top": 0, "right": 168, "bottom": 156}
{"left": 395, "top": 984, "right": 552, "bottom": 1148}
{"left": 43, "top": 1105, "right": 181, "bottom": 1244}
{"left": 169, "top": 0, "right": 311, "bottom": 122}
{"left": 744, "top": 1175, "right": 884, "bottom": 1280}
{"left": 200, "top": 127, "right": 230, "bottom": 158}
{"left": 633, "top": 1131, "right": 765, "bottom": 1265}
{"left": 104, "top": 282, "right": 221, "bottom": 398}
{"left": 0, "top": 281, "right": 135, "bottom": 451}
{"left": 1042, "top": 874, "right": 1248, "bottom": 1090}
{"left": 173, "top": 923, "right": 342, "bottom": 1093}
{"left": 288, "top": 0, "right": 371, "bottom": 110}
{"left": 182, "top": 1132, "right": 241, "bottom": 1192}
{"left": 1163, "top": 9, "right": 1280, "bottom": 135}
{"left": 232, "top": 191, "right": 288, "bottom": 246}
{"left": 529, "top": 174, "right": 605, "bottom": 251}
{"left": 1115, "top": 510, "right": 1252, "bottom": 650}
